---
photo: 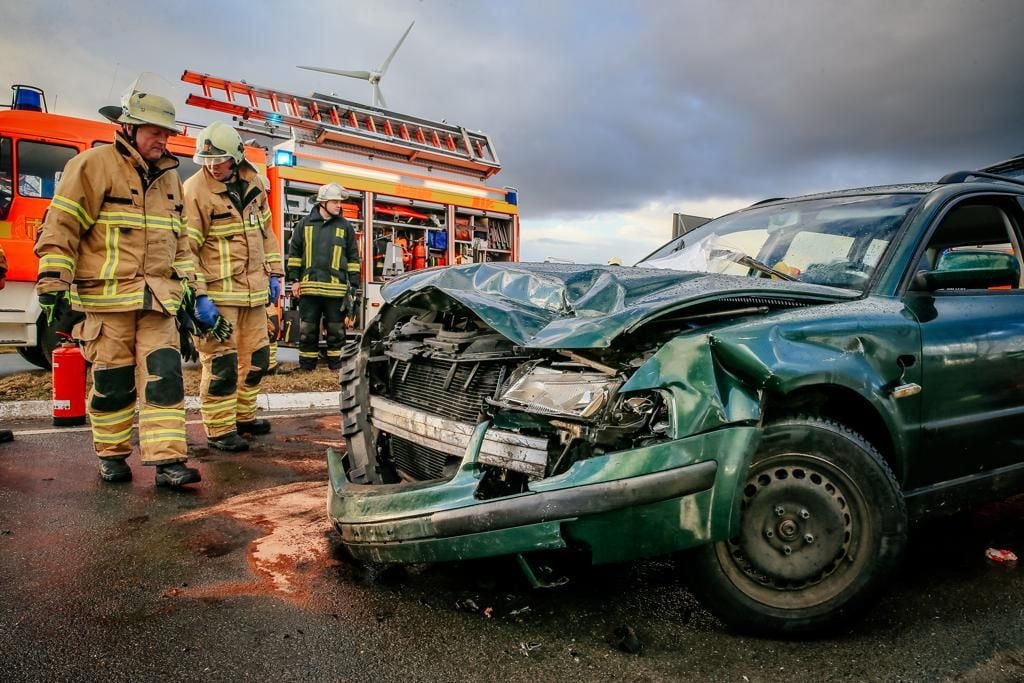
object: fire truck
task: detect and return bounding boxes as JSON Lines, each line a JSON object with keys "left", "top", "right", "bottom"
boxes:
{"left": 0, "top": 75, "right": 520, "bottom": 367}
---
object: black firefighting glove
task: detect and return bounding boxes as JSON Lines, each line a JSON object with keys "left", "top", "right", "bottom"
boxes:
{"left": 39, "top": 290, "right": 83, "bottom": 337}
{"left": 176, "top": 307, "right": 199, "bottom": 364}
{"left": 39, "top": 290, "right": 70, "bottom": 327}
{"left": 210, "top": 315, "right": 233, "bottom": 342}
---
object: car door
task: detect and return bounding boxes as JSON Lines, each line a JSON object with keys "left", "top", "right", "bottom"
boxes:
{"left": 905, "top": 195, "right": 1024, "bottom": 487}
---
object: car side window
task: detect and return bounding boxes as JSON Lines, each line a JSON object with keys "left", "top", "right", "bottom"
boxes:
{"left": 919, "top": 199, "right": 1024, "bottom": 291}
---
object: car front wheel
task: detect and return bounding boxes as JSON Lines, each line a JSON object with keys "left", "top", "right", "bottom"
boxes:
{"left": 687, "top": 416, "right": 907, "bottom": 636}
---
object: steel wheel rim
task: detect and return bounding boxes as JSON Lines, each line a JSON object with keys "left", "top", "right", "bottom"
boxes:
{"left": 716, "top": 452, "right": 872, "bottom": 609}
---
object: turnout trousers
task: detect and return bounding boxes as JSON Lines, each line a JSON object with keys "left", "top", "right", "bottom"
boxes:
{"left": 75, "top": 310, "right": 187, "bottom": 466}
{"left": 298, "top": 295, "right": 344, "bottom": 369}
{"left": 197, "top": 305, "right": 270, "bottom": 437}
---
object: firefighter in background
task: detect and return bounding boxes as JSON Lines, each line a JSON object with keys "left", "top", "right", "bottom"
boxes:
{"left": 266, "top": 303, "right": 281, "bottom": 374}
{"left": 184, "top": 121, "right": 283, "bottom": 452}
{"left": 286, "top": 183, "right": 359, "bottom": 371}
{"left": 34, "top": 78, "right": 200, "bottom": 487}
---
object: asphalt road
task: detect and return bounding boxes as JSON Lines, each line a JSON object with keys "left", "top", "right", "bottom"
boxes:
{"left": 0, "top": 411, "right": 1022, "bottom": 682}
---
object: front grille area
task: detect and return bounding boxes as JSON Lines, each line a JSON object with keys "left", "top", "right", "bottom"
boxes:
{"left": 385, "top": 359, "right": 508, "bottom": 423}
{"left": 390, "top": 436, "right": 450, "bottom": 481}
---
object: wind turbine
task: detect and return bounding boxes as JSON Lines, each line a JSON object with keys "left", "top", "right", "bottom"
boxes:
{"left": 298, "top": 21, "right": 415, "bottom": 109}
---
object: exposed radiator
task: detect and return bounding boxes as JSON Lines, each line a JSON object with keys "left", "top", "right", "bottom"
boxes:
{"left": 390, "top": 436, "right": 450, "bottom": 481}
{"left": 385, "top": 359, "right": 506, "bottom": 424}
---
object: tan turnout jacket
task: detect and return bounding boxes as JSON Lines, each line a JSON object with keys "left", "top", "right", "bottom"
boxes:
{"left": 183, "top": 163, "right": 282, "bottom": 308}
{"left": 35, "top": 132, "right": 193, "bottom": 314}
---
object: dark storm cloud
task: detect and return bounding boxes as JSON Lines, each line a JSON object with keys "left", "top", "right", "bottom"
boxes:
{"left": 389, "top": 1, "right": 1024, "bottom": 215}
{"left": 4, "top": 0, "right": 1022, "bottom": 221}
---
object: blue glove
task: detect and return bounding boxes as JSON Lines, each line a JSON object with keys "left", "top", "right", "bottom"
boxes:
{"left": 269, "top": 275, "right": 281, "bottom": 304}
{"left": 195, "top": 295, "right": 220, "bottom": 328}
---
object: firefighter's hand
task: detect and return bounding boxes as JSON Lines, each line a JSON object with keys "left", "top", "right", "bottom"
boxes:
{"left": 291, "top": 281, "right": 301, "bottom": 298}
{"left": 269, "top": 276, "right": 281, "bottom": 304}
{"left": 195, "top": 295, "right": 220, "bottom": 328}
{"left": 39, "top": 291, "right": 70, "bottom": 326}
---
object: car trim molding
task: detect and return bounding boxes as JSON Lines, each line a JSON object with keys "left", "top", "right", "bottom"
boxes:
{"left": 430, "top": 460, "right": 718, "bottom": 537}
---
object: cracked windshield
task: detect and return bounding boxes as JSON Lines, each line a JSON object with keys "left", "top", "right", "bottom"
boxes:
{"left": 639, "top": 193, "right": 922, "bottom": 291}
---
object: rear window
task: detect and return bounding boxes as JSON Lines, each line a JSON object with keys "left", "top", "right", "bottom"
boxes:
{"left": 17, "top": 140, "right": 78, "bottom": 199}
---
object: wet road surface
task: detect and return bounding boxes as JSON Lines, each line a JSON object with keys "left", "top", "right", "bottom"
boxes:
{"left": 1, "top": 411, "right": 1022, "bottom": 682}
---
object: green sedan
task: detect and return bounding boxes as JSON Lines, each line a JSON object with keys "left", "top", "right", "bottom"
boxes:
{"left": 329, "top": 168, "right": 1024, "bottom": 636}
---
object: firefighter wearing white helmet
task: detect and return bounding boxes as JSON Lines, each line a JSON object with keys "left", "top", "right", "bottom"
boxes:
{"left": 286, "top": 182, "right": 360, "bottom": 371}
{"left": 34, "top": 75, "right": 201, "bottom": 487}
{"left": 183, "top": 121, "right": 284, "bottom": 452}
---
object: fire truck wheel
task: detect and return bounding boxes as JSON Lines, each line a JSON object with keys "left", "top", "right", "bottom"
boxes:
{"left": 16, "top": 345, "right": 50, "bottom": 370}
{"left": 18, "top": 316, "right": 57, "bottom": 369}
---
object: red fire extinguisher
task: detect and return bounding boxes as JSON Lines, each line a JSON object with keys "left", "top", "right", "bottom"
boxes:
{"left": 52, "top": 338, "right": 86, "bottom": 427}
{"left": 412, "top": 241, "right": 427, "bottom": 270}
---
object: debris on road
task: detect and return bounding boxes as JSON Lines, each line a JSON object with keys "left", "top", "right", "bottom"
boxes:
{"left": 985, "top": 548, "right": 1018, "bottom": 564}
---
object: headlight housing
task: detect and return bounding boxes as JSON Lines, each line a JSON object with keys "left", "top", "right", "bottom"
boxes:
{"left": 496, "top": 364, "right": 622, "bottom": 419}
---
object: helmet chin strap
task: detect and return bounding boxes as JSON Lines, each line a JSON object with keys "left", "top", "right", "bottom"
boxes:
{"left": 123, "top": 124, "right": 137, "bottom": 145}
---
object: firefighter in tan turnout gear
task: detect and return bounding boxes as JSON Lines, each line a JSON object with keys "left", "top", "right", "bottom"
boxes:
{"left": 34, "top": 78, "right": 200, "bottom": 487}
{"left": 184, "top": 121, "right": 283, "bottom": 452}
{"left": 287, "top": 183, "right": 360, "bottom": 371}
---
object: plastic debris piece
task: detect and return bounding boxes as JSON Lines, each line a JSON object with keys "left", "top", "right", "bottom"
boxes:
{"left": 985, "top": 548, "right": 1018, "bottom": 564}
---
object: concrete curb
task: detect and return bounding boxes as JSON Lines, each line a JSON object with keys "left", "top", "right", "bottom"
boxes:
{"left": 0, "top": 391, "right": 339, "bottom": 419}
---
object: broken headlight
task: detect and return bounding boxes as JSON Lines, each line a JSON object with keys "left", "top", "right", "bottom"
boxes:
{"left": 496, "top": 365, "right": 621, "bottom": 419}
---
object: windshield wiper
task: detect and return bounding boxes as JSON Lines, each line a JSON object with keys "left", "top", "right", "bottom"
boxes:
{"left": 709, "top": 247, "right": 797, "bottom": 281}
{"left": 736, "top": 254, "right": 797, "bottom": 281}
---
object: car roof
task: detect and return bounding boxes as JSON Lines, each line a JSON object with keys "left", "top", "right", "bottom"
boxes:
{"left": 749, "top": 175, "right": 1024, "bottom": 210}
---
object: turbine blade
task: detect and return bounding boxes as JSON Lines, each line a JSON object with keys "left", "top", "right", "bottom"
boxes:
{"left": 378, "top": 21, "right": 415, "bottom": 76}
{"left": 374, "top": 83, "right": 387, "bottom": 109}
{"left": 297, "top": 66, "right": 372, "bottom": 80}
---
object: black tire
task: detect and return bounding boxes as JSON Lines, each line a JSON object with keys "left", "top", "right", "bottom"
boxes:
{"left": 687, "top": 416, "right": 907, "bottom": 636}
{"left": 17, "top": 317, "right": 55, "bottom": 369}
{"left": 338, "top": 348, "right": 375, "bottom": 484}
{"left": 16, "top": 344, "right": 49, "bottom": 370}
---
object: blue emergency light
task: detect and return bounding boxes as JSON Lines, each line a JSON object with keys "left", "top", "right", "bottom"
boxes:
{"left": 504, "top": 187, "right": 518, "bottom": 206}
{"left": 274, "top": 150, "right": 296, "bottom": 167}
{"left": 11, "top": 85, "right": 45, "bottom": 112}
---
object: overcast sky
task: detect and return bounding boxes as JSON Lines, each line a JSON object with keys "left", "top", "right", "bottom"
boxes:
{"left": 3, "top": 1, "right": 1023, "bottom": 264}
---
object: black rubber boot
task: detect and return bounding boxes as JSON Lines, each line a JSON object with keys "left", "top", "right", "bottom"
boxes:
{"left": 155, "top": 462, "right": 201, "bottom": 488}
{"left": 98, "top": 457, "right": 132, "bottom": 483}
{"left": 297, "top": 364, "right": 316, "bottom": 372}
{"left": 0, "top": 429, "right": 13, "bottom": 443}
{"left": 237, "top": 419, "right": 272, "bottom": 436}
{"left": 207, "top": 431, "right": 250, "bottom": 452}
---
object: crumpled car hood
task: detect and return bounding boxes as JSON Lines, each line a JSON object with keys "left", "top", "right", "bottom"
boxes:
{"left": 382, "top": 262, "right": 858, "bottom": 348}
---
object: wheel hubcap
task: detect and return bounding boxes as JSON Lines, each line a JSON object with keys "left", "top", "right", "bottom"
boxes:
{"left": 729, "top": 461, "right": 852, "bottom": 588}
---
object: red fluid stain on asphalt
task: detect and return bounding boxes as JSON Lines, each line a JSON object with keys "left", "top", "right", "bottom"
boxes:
{"left": 175, "top": 481, "right": 332, "bottom": 600}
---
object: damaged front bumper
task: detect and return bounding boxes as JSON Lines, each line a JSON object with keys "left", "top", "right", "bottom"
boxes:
{"left": 327, "top": 423, "right": 760, "bottom": 565}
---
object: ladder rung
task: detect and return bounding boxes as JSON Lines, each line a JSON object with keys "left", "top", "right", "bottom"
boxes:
{"left": 180, "top": 69, "right": 502, "bottom": 176}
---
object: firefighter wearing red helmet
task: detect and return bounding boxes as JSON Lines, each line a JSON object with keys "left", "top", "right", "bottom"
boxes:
{"left": 183, "top": 121, "right": 283, "bottom": 452}
{"left": 34, "top": 76, "right": 200, "bottom": 487}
